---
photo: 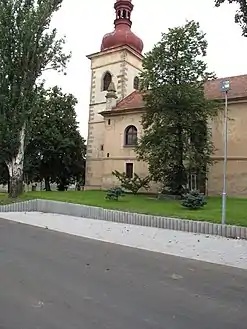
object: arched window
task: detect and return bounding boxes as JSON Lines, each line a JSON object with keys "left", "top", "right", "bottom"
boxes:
{"left": 125, "top": 125, "right": 138, "bottom": 146}
{"left": 102, "top": 72, "right": 112, "bottom": 91}
{"left": 133, "top": 76, "right": 140, "bottom": 90}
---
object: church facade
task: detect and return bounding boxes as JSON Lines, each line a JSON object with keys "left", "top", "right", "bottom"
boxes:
{"left": 85, "top": 0, "right": 247, "bottom": 196}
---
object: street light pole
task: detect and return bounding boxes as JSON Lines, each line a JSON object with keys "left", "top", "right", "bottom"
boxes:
{"left": 220, "top": 80, "right": 230, "bottom": 225}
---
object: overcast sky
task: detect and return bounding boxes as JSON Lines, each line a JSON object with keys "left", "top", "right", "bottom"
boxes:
{"left": 43, "top": 0, "right": 243, "bottom": 137}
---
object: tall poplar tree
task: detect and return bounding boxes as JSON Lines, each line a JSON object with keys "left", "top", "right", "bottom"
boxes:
{"left": 0, "top": 0, "right": 70, "bottom": 197}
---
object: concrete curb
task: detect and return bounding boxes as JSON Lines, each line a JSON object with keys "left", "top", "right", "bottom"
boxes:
{"left": 0, "top": 199, "right": 38, "bottom": 212}
{"left": 0, "top": 199, "right": 246, "bottom": 240}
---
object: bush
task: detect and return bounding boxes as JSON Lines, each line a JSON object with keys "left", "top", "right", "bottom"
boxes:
{"left": 181, "top": 189, "right": 207, "bottom": 210}
{"left": 112, "top": 170, "right": 151, "bottom": 194}
{"left": 105, "top": 187, "right": 124, "bottom": 201}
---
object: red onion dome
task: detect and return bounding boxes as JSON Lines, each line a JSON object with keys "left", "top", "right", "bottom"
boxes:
{"left": 101, "top": 27, "right": 143, "bottom": 54}
{"left": 101, "top": 0, "right": 143, "bottom": 54}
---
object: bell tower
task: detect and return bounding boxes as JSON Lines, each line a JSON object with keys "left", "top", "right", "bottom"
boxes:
{"left": 85, "top": 0, "right": 144, "bottom": 189}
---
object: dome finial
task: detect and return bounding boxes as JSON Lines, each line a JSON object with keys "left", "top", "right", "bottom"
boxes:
{"left": 114, "top": 0, "right": 133, "bottom": 28}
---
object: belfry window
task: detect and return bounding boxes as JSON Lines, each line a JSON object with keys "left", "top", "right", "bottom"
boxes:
{"left": 125, "top": 125, "right": 138, "bottom": 146}
{"left": 102, "top": 72, "right": 112, "bottom": 91}
{"left": 133, "top": 76, "right": 140, "bottom": 90}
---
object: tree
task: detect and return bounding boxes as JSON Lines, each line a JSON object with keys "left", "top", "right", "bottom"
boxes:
{"left": 215, "top": 0, "right": 247, "bottom": 36}
{"left": 24, "top": 86, "right": 86, "bottom": 191}
{"left": 112, "top": 171, "right": 151, "bottom": 194}
{"left": 136, "top": 21, "right": 219, "bottom": 196}
{"left": 0, "top": 160, "right": 9, "bottom": 187}
{"left": 0, "top": 0, "right": 70, "bottom": 198}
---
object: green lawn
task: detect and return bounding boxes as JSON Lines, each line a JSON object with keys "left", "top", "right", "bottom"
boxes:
{"left": 1, "top": 190, "right": 247, "bottom": 227}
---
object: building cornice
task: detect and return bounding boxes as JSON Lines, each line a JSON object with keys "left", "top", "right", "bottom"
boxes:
{"left": 86, "top": 45, "right": 143, "bottom": 61}
{"left": 99, "top": 107, "right": 144, "bottom": 117}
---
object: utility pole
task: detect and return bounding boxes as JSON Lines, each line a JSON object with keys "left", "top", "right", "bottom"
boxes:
{"left": 220, "top": 80, "right": 230, "bottom": 225}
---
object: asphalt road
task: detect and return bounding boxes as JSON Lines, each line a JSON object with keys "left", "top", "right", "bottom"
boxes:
{"left": 0, "top": 219, "right": 247, "bottom": 329}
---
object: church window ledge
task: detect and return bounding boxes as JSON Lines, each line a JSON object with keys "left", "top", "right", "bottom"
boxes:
{"left": 123, "top": 144, "right": 135, "bottom": 149}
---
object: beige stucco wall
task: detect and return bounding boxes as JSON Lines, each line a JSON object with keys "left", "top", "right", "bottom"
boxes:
{"left": 101, "top": 111, "right": 148, "bottom": 190}
{"left": 103, "top": 112, "right": 142, "bottom": 157}
{"left": 89, "top": 46, "right": 143, "bottom": 104}
{"left": 101, "top": 159, "right": 148, "bottom": 190}
{"left": 208, "top": 101, "right": 247, "bottom": 196}
{"left": 85, "top": 46, "right": 143, "bottom": 188}
{"left": 87, "top": 108, "right": 161, "bottom": 193}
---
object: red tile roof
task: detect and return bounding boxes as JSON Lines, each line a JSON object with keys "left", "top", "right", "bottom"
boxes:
{"left": 115, "top": 75, "right": 247, "bottom": 110}
{"left": 115, "top": 90, "right": 144, "bottom": 109}
{"left": 204, "top": 74, "right": 247, "bottom": 100}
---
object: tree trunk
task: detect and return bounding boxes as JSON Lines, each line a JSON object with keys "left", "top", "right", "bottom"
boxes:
{"left": 6, "top": 124, "right": 26, "bottom": 198}
{"left": 45, "top": 177, "right": 51, "bottom": 191}
{"left": 8, "top": 172, "right": 24, "bottom": 198}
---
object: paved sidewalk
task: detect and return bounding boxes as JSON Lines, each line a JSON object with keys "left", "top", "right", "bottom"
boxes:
{"left": 1, "top": 211, "right": 247, "bottom": 269}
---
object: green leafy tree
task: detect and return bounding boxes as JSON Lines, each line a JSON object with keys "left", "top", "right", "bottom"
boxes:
{"left": 24, "top": 86, "right": 86, "bottom": 191}
{"left": 136, "top": 21, "right": 219, "bottom": 196}
{"left": 0, "top": 159, "right": 9, "bottom": 187}
{"left": 215, "top": 0, "right": 247, "bottom": 36}
{"left": 112, "top": 171, "right": 151, "bottom": 194}
{"left": 0, "top": 0, "right": 70, "bottom": 198}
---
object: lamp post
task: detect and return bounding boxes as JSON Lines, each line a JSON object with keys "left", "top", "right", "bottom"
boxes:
{"left": 220, "top": 80, "right": 230, "bottom": 225}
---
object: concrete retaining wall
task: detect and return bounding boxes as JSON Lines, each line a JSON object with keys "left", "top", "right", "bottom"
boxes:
{"left": 0, "top": 200, "right": 38, "bottom": 212}
{"left": 0, "top": 199, "right": 246, "bottom": 240}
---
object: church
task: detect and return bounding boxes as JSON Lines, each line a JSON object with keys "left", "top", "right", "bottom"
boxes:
{"left": 85, "top": 0, "right": 247, "bottom": 197}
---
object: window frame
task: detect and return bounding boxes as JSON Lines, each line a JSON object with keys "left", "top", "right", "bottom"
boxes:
{"left": 125, "top": 163, "right": 134, "bottom": 179}
{"left": 124, "top": 125, "right": 138, "bottom": 147}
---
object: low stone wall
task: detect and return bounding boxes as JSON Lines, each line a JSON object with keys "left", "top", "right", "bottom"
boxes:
{"left": 0, "top": 199, "right": 246, "bottom": 240}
